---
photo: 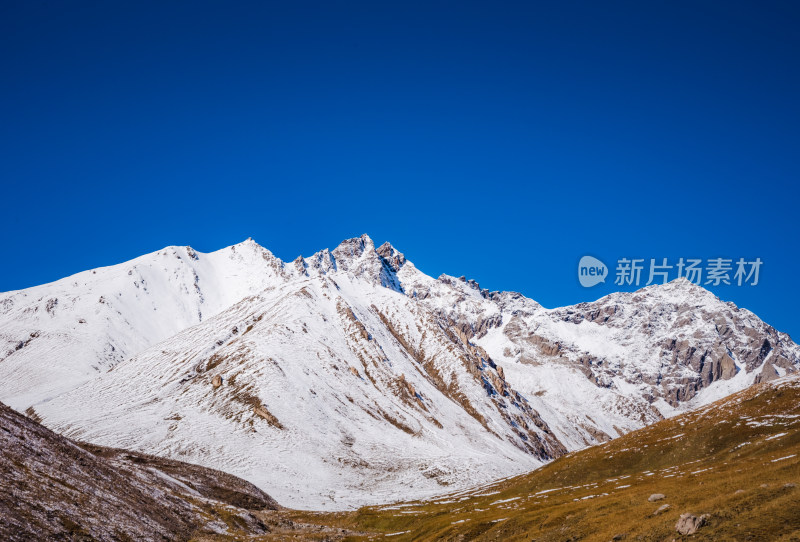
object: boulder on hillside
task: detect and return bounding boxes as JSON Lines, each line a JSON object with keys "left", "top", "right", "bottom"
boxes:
{"left": 654, "top": 504, "right": 671, "bottom": 515}
{"left": 676, "top": 513, "right": 709, "bottom": 535}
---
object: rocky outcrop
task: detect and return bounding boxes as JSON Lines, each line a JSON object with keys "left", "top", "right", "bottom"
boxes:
{"left": 755, "top": 354, "right": 795, "bottom": 384}
{"left": 398, "top": 373, "right": 418, "bottom": 399}
{"left": 654, "top": 504, "right": 671, "bottom": 515}
{"left": 539, "top": 280, "right": 799, "bottom": 407}
{"left": 253, "top": 405, "right": 284, "bottom": 429}
{"left": 376, "top": 242, "right": 406, "bottom": 272}
{"left": 503, "top": 318, "right": 565, "bottom": 361}
{"left": 676, "top": 513, "right": 709, "bottom": 535}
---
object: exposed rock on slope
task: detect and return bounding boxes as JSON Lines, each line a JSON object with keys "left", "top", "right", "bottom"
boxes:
{"left": 545, "top": 279, "right": 799, "bottom": 403}
{"left": 0, "top": 401, "right": 276, "bottom": 541}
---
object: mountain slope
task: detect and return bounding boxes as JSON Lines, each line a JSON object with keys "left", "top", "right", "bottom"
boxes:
{"left": 290, "top": 374, "right": 800, "bottom": 540}
{"left": 2, "top": 234, "right": 799, "bottom": 510}
{"left": 0, "top": 400, "right": 277, "bottom": 541}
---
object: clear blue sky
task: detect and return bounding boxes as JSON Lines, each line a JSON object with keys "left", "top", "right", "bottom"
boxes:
{"left": 1, "top": 2, "right": 798, "bottom": 337}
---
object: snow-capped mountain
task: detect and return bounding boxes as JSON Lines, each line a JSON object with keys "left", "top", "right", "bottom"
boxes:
{"left": 1, "top": 235, "right": 798, "bottom": 510}
{"left": 0, "top": 240, "right": 284, "bottom": 409}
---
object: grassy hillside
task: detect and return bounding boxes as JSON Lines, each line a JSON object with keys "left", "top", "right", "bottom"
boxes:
{"left": 247, "top": 375, "right": 800, "bottom": 541}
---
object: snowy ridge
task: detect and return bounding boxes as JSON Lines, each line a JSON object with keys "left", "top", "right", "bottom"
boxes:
{"left": 0, "top": 239, "right": 285, "bottom": 408}
{"left": 1, "top": 234, "right": 798, "bottom": 510}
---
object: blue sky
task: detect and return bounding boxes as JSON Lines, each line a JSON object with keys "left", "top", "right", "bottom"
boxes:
{"left": 1, "top": 1, "right": 798, "bottom": 337}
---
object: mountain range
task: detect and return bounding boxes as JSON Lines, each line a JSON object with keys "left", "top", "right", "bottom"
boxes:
{"left": 1, "top": 234, "right": 797, "bottom": 510}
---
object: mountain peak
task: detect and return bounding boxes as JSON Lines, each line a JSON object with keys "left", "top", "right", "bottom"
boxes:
{"left": 668, "top": 276, "right": 704, "bottom": 288}
{"left": 228, "top": 238, "right": 283, "bottom": 267}
{"left": 237, "top": 237, "right": 264, "bottom": 249}
{"left": 591, "top": 277, "right": 721, "bottom": 311}
{"left": 376, "top": 241, "right": 406, "bottom": 272}
{"left": 332, "top": 234, "right": 375, "bottom": 258}
{"left": 293, "top": 235, "right": 408, "bottom": 292}
{"left": 645, "top": 277, "right": 719, "bottom": 300}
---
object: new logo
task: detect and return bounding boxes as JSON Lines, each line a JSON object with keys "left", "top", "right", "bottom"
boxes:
{"left": 578, "top": 255, "right": 607, "bottom": 287}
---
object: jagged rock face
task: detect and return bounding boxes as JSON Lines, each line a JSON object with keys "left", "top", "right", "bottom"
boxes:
{"left": 376, "top": 241, "right": 406, "bottom": 272}
{"left": 0, "top": 401, "right": 275, "bottom": 541}
{"left": 1, "top": 235, "right": 798, "bottom": 510}
{"left": 539, "top": 280, "right": 800, "bottom": 406}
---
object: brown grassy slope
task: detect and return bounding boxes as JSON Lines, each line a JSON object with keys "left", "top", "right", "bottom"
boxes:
{"left": 0, "top": 401, "right": 277, "bottom": 541}
{"left": 268, "top": 376, "right": 800, "bottom": 542}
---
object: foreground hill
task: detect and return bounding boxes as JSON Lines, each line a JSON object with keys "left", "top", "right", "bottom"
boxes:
{"left": 0, "top": 401, "right": 278, "bottom": 541}
{"left": 279, "top": 374, "right": 800, "bottom": 540}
